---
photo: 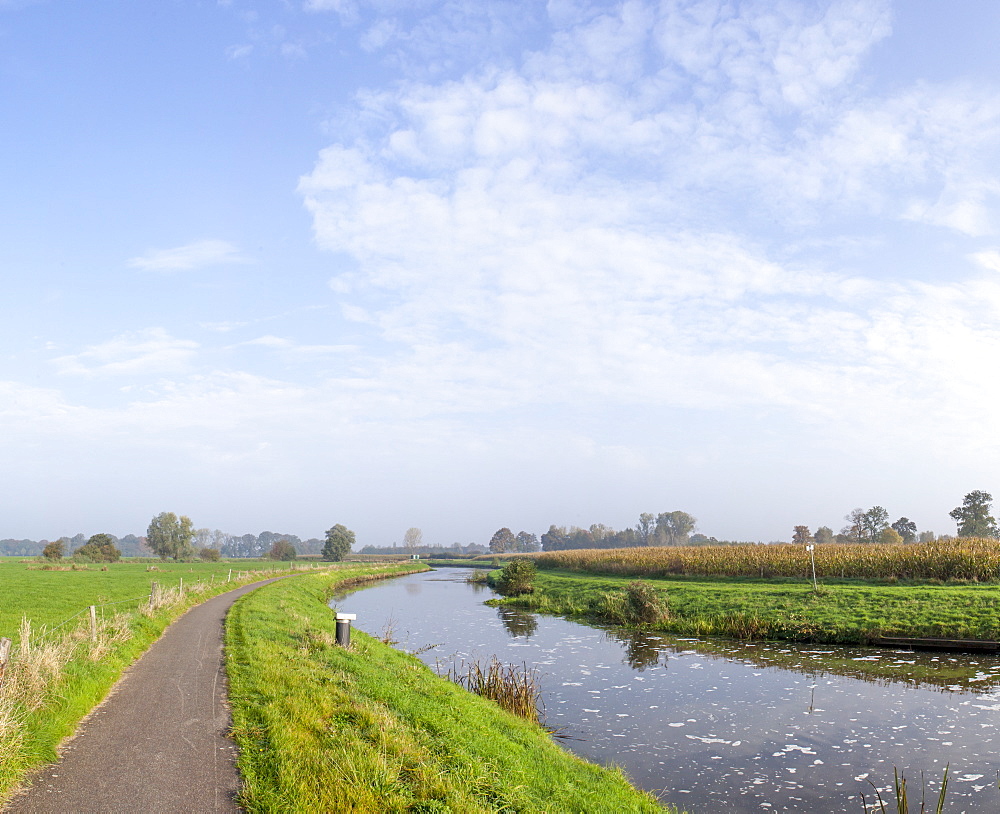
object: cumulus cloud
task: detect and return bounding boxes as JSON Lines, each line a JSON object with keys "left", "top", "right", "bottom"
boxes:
{"left": 297, "top": 0, "right": 1000, "bottom": 466}
{"left": 127, "top": 239, "right": 248, "bottom": 272}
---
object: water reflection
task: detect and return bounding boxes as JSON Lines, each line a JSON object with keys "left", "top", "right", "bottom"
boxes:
{"left": 334, "top": 569, "right": 1000, "bottom": 812}
{"left": 603, "top": 628, "right": 664, "bottom": 671}
{"left": 497, "top": 607, "right": 538, "bottom": 639}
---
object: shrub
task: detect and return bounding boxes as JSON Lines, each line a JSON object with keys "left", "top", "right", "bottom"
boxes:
{"left": 198, "top": 547, "right": 222, "bottom": 562}
{"left": 624, "top": 580, "right": 669, "bottom": 625}
{"left": 491, "top": 559, "right": 536, "bottom": 596}
{"left": 41, "top": 540, "right": 64, "bottom": 561}
{"left": 73, "top": 534, "right": 120, "bottom": 563}
{"left": 267, "top": 539, "right": 297, "bottom": 561}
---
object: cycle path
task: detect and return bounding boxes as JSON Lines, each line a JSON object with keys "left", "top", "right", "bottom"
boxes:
{"left": 4, "top": 578, "right": 282, "bottom": 814}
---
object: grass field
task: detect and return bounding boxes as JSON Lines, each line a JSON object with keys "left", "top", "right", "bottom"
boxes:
{"left": 493, "top": 569, "right": 1000, "bottom": 645}
{"left": 0, "top": 558, "right": 333, "bottom": 803}
{"left": 225, "top": 567, "right": 669, "bottom": 812}
{"left": 0, "top": 558, "right": 313, "bottom": 637}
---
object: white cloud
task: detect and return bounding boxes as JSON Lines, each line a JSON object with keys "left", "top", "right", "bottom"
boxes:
{"left": 296, "top": 0, "right": 1000, "bottom": 473}
{"left": 127, "top": 239, "right": 248, "bottom": 272}
{"left": 226, "top": 44, "right": 254, "bottom": 60}
{"left": 970, "top": 250, "right": 1000, "bottom": 274}
{"left": 52, "top": 329, "right": 199, "bottom": 377}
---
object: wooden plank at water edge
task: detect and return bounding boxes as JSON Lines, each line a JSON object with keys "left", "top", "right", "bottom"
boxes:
{"left": 874, "top": 636, "right": 1000, "bottom": 652}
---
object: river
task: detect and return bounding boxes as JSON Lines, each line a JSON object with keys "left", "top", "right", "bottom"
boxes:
{"left": 332, "top": 568, "right": 1000, "bottom": 812}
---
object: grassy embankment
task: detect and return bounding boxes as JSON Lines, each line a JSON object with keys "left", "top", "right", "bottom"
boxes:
{"left": 0, "top": 558, "right": 329, "bottom": 804}
{"left": 487, "top": 541, "right": 1000, "bottom": 645}
{"left": 225, "top": 567, "right": 669, "bottom": 813}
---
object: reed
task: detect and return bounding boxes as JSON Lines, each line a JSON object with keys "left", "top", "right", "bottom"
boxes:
{"left": 446, "top": 656, "right": 543, "bottom": 724}
{"left": 862, "top": 765, "right": 949, "bottom": 813}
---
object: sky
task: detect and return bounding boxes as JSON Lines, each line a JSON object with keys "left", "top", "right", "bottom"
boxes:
{"left": 3, "top": 0, "right": 1000, "bottom": 546}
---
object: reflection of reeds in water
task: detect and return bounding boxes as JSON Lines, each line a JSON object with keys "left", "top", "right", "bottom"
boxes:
{"left": 446, "top": 657, "right": 543, "bottom": 724}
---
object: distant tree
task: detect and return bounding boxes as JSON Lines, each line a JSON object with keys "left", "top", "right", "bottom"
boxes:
{"left": 842, "top": 508, "right": 865, "bottom": 542}
{"left": 489, "top": 527, "right": 516, "bottom": 554}
{"left": 540, "top": 525, "right": 568, "bottom": 551}
{"left": 198, "top": 546, "right": 221, "bottom": 562}
{"left": 636, "top": 513, "right": 656, "bottom": 546}
{"left": 860, "top": 506, "right": 889, "bottom": 545}
{"left": 814, "top": 526, "right": 834, "bottom": 545}
{"left": 403, "top": 527, "right": 423, "bottom": 552}
{"left": 267, "top": 539, "right": 297, "bottom": 561}
{"left": 588, "top": 523, "right": 612, "bottom": 543}
{"left": 655, "top": 511, "right": 696, "bottom": 546}
{"left": 879, "top": 528, "right": 904, "bottom": 545}
{"left": 918, "top": 530, "right": 936, "bottom": 543}
{"left": 146, "top": 512, "right": 196, "bottom": 561}
{"left": 322, "top": 524, "right": 355, "bottom": 561}
{"left": 42, "top": 539, "right": 65, "bottom": 560}
{"left": 890, "top": 517, "right": 917, "bottom": 544}
{"left": 791, "top": 526, "right": 812, "bottom": 546}
{"left": 515, "top": 530, "right": 540, "bottom": 552}
{"left": 950, "top": 491, "right": 999, "bottom": 538}
{"left": 74, "top": 533, "right": 121, "bottom": 563}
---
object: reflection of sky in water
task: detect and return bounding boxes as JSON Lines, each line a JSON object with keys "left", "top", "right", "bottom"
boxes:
{"left": 333, "top": 570, "right": 1000, "bottom": 812}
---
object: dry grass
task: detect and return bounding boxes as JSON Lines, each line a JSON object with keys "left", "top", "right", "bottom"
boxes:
{"left": 445, "top": 657, "right": 543, "bottom": 724}
{"left": 534, "top": 539, "right": 1000, "bottom": 582}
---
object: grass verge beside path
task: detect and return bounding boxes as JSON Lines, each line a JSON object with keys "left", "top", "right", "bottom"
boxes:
{"left": 0, "top": 560, "right": 324, "bottom": 804}
{"left": 225, "top": 566, "right": 668, "bottom": 813}
{"left": 495, "top": 570, "right": 1000, "bottom": 644}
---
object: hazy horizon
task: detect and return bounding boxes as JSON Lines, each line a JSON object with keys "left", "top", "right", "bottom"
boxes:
{"left": 3, "top": 1, "right": 999, "bottom": 546}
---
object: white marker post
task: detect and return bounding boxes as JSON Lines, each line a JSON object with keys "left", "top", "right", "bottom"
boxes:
{"left": 335, "top": 613, "right": 356, "bottom": 648}
{"left": 806, "top": 544, "right": 817, "bottom": 591}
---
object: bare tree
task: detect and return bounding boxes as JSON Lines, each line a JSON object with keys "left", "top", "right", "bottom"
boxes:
{"left": 404, "top": 527, "right": 423, "bottom": 552}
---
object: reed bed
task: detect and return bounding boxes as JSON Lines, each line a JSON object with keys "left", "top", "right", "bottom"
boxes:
{"left": 445, "top": 656, "right": 543, "bottom": 724}
{"left": 534, "top": 539, "right": 1000, "bottom": 582}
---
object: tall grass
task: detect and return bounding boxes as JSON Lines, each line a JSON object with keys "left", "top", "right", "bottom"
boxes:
{"left": 534, "top": 539, "right": 1000, "bottom": 582}
{"left": 446, "top": 657, "right": 543, "bottom": 724}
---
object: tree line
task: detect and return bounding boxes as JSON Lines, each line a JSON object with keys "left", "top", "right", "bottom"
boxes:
{"left": 795, "top": 490, "right": 1000, "bottom": 546}
{"left": 18, "top": 512, "right": 360, "bottom": 563}
{"left": 486, "top": 511, "right": 701, "bottom": 553}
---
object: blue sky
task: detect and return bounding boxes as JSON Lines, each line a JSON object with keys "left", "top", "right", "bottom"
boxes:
{"left": 3, "top": 0, "right": 1000, "bottom": 546}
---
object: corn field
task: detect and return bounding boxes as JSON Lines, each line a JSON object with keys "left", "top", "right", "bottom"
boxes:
{"left": 534, "top": 539, "right": 1000, "bottom": 582}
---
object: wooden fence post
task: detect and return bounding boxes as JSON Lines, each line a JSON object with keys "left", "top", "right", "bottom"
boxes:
{"left": 150, "top": 581, "right": 159, "bottom": 609}
{"left": 89, "top": 606, "right": 97, "bottom": 641}
{"left": 0, "top": 637, "right": 11, "bottom": 683}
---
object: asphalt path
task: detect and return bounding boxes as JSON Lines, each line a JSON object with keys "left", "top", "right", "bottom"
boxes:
{"left": 5, "top": 578, "right": 281, "bottom": 814}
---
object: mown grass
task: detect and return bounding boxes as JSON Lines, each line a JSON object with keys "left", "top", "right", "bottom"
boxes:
{"left": 0, "top": 558, "right": 332, "bottom": 804}
{"left": 225, "top": 568, "right": 668, "bottom": 813}
{"left": 493, "top": 570, "right": 1000, "bottom": 645}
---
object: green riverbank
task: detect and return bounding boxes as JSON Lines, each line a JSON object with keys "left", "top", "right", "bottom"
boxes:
{"left": 491, "top": 569, "right": 1000, "bottom": 644}
{"left": 224, "top": 565, "right": 669, "bottom": 812}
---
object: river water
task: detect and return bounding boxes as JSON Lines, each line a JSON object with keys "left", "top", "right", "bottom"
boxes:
{"left": 332, "top": 568, "right": 1000, "bottom": 812}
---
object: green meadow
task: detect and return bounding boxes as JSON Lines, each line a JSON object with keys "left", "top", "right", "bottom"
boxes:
{"left": 0, "top": 558, "right": 309, "bottom": 637}
{"left": 491, "top": 568, "right": 1000, "bottom": 644}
